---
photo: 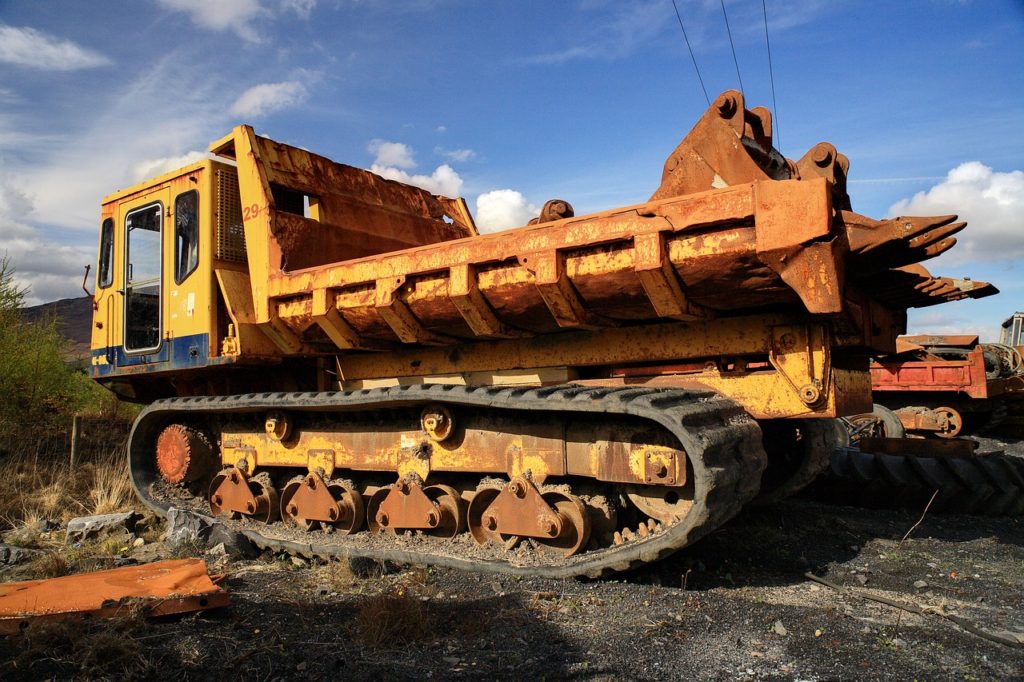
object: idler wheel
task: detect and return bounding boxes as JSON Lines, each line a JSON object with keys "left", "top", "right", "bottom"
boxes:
{"left": 247, "top": 472, "right": 280, "bottom": 523}
{"left": 467, "top": 486, "right": 503, "bottom": 546}
{"left": 534, "top": 491, "right": 590, "bottom": 557}
{"left": 422, "top": 484, "right": 465, "bottom": 538}
{"left": 155, "top": 424, "right": 214, "bottom": 485}
{"left": 934, "top": 406, "right": 964, "bottom": 438}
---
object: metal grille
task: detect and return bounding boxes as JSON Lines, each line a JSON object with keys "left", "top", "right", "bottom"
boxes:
{"left": 216, "top": 169, "right": 247, "bottom": 262}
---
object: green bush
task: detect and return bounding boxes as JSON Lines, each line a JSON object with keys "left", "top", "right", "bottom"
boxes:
{"left": 0, "top": 256, "right": 131, "bottom": 455}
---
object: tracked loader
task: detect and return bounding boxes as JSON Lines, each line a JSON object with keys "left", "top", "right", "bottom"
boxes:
{"left": 89, "top": 91, "right": 995, "bottom": 576}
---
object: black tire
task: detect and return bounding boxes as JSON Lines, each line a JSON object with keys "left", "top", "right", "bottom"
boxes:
{"left": 807, "top": 447, "right": 1024, "bottom": 517}
{"left": 843, "top": 403, "right": 906, "bottom": 444}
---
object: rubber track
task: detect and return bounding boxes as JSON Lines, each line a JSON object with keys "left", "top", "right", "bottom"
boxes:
{"left": 812, "top": 447, "right": 1024, "bottom": 517}
{"left": 755, "top": 419, "right": 845, "bottom": 505}
{"left": 128, "top": 384, "right": 766, "bottom": 578}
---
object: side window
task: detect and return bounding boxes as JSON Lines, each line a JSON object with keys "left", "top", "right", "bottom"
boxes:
{"left": 174, "top": 190, "right": 199, "bottom": 284}
{"left": 98, "top": 218, "right": 114, "bottom": 288}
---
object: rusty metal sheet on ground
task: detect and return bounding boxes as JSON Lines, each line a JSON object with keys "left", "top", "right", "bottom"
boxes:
{"left": 0, "top": 558, "right": 228, "bottom": 633}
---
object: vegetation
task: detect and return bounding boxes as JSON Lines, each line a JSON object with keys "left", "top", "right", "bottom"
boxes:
{"left": 0, "top": 255, "right": 137, "bottom": 529}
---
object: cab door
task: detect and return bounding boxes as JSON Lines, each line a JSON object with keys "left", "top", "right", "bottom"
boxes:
{"left": 120, "top": 190, "right": 170, "bottom": 365}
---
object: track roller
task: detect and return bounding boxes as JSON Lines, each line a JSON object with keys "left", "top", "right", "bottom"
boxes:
{"left": 280, "top": 472, "right": 365, "bottom": 533}
{"left": 467, "top": 476, "right": 591, "bottom": 557}
{"left": 366, "top": 476, "right": 465, "bottom": 537}
{"left": 209, "top": 467, "right": 279, "bottom": 523}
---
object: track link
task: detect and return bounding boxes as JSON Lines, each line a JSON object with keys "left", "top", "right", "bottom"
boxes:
{"left": 128, "top": 384, "right": 766, "bottom": 578}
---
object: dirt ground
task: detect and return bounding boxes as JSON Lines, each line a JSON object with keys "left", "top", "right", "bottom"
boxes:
{"left": 2, "top": 438, "right": 1023, "bottom": 680}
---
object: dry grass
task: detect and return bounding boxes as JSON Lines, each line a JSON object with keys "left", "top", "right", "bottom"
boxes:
{"left": 0, "top": 445, "right": 136, "bottom": 533}
{"left": 0, "top": 609, "right": 151, "bottom": 678}
{"left": 349, "top": 571, "right": 436, "bottom": 647}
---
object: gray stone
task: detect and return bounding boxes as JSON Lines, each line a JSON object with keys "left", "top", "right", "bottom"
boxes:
{"left": 772, "top": 620, "right": 788, "bottom": 636}
{"left": 165, "top": 507, "right": 257, "bottom": 559}
{"left": 0, "top": 543, "right": 43, "bottom": 565}
{"left": 66, "top": 512, "right": 140, "bottom": 544}
{"left": 913, "top": 580, "right": 928, "bottom": 589}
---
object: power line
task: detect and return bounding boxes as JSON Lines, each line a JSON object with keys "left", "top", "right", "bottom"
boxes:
{"left": 719, "top": 0, "right": 744, "bottom": 96}
{"left": 670, "top": 0, "right": 710, "bottom": 106}
{"left": 761, "top": 0, "right": 780, "bottom": 151}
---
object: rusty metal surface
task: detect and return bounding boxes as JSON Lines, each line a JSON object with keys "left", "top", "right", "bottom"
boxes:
{"left": 155, "top": 424, "right": 213, "bottom": 484}
{"left": 209, "top": 468, "right": 278, "bottom": 522}
{"left": 369, "top": 478, "right": 464, "bottom": 537}
{"left": 0, "top": 559, "right": 228, "bottom": 633}
{"left": 208, "top": 91, "right": 997, "bottom": 365}
{"left": 467, "top": 476, "right": 591, "bottom": 557}
{"left": 871, "top": 345, "right": 994, "bottom": 399}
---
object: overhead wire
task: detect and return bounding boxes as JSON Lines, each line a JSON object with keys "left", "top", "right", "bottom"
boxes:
{"left": 719, "top": 0, "right": 744, "bottom": 97}
{"left": 670, "top": 0, "right": 710, "bottom": 106}
{"left": 761, "top": 0, "right": 780, "bottom": 152}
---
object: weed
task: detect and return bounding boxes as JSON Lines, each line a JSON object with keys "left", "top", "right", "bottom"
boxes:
{"left": 0, "top": 610, "right": 150, "bottom": 679}
{"left": 26, "top": 551, "right": 72, "bottom": 578}
{"left": 0, "top": 448, "right": 137, "bottom": 532}
{"left": 349, "top": 580, "right": 435, "bottom": 646}
{"left": 316, "top": 558, "right": 358, "bottom": 593}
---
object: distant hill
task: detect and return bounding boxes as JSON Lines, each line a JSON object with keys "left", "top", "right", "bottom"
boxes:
{"left": 20, "top": 296, "right": 93, "bottom": 363}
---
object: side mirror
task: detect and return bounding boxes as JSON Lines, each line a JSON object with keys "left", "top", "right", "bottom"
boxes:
{"left": 82, "top": 264, "right": 98, "bottom": 311}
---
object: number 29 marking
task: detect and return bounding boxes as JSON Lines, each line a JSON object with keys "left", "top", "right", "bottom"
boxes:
{"left": 242, "top": 203, "right": 263, "bottom": 221}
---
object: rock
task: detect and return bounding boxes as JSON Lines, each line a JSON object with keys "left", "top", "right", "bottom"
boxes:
{"left": 855, "top": 574, "right": 869, "bottom": 586}
{"left": 207, "top": 542, "right": 228, "bottom": 557}
{"left": 132, "top": 537, "right": 145, "bottom": 548}
{"left": 207, "top": 523, "right": 258, "bottom": 559}
{"left": 772, "top": 620, "right": 788, "bottom": 636}
{"left": 296, "top": 661, "right": 307, "bottom": 672}
{"left": 913, "top": 580, "right": 928, "bottom": 589}
{"left": 66, "top": 512, "right": 140, "bottom": 544}
{"left": 291, "top": 556, "right": 307, "bottom": 568}
{"left": 165, "top": 507, "right": 258, "bottom": 559}
{"left": 0, "top": 543, "right": 43, "bottom": 565}
{"left": 165, "top": 507, "right": 218, "bottom": 545}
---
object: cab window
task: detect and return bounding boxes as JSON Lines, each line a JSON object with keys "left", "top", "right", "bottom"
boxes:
{"left": 98, "top": 218, "right": 114, "bottom": 288}
{"left": 174, "top": 190, "right": 199, "bottom": 284}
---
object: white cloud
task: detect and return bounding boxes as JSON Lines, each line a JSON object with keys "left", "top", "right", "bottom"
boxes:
{"left": 133, "top": 151, "right": 209, "bottom": 182}
{"left": 0, "top": 54, "right": 228, "bottom": 303}
{"left": 368, "top": 140, "right": 416, "bottom": 169}
{"left": 435, "top": 125, "right": 447, "bottom": 134}
{"left": 230, "top": 81, "right": 308, "bottom": 118}
{"left": 435, "top": 146, "right": 475, "bottom": 163}
{"left": 474, "top": 190, "right": 538, "bottom": 233}
{"left": 0, "top": 173, "right": 94, "bottom": 305}
{"left": 0, "top": 173, "right": 36, "bottom": 240}
{"left": 888, "top": 162, "right": 1024, "bottom": 266}
{"left": 0, "top": 25, "right": 110, "bottom": 71}
{"left": 370, "top": 163, "right": 463, "bottom": 198}
{"left": 281, "top": 0, "right": 316, "bottom": 19}
{"left": 157, "top": 0, "right": 270, "bottom": 42}
{"left": 907, "top": 308, "right": 988, "bottom": 339}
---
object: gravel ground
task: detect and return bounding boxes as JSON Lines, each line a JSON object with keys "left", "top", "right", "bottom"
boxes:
{"left": 3, "top": 436, "right": 1022, "bottom": 680}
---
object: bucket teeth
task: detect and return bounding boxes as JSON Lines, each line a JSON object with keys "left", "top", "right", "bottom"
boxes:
{"left": 842, "top": 212, "right": 969, "bottom": 271}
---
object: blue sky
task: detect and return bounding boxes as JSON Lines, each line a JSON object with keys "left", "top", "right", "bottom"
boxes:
{"left": 0, "top": 0, "right": 1021, "bottom": 339}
